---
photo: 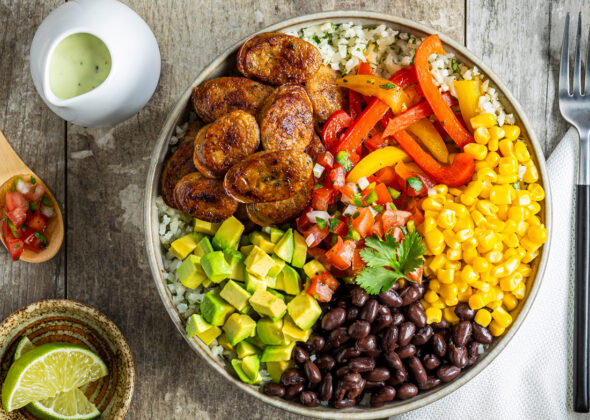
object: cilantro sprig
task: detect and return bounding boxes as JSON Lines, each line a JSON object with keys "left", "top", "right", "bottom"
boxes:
{"left": 355, "top": 232, "right": 425, "bottom": 294}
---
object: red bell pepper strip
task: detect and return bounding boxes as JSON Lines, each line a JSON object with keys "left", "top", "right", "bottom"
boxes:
{"left": 322, "top": 110, "right": 353, "bottom": 153}
{"left": 336, "top": 66, "right": 417, "bottom": 153}
{"left": 349, "top": 91, "right": 362, "bottom": 119}
{"left": 392, "top": 130, "right": 475, "bottom": 187}
{"left": 381, "top": 92, "right": 456, "bottom": 137}
{"left": 414, "top": 35, "right": 474, "bottom": 148}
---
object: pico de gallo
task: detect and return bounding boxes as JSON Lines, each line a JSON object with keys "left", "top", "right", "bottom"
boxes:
{"left": 2, "top": 176, "right": 55, "bottom": 261}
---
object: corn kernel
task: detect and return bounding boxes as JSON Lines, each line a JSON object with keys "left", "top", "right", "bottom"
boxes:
{"left": 437, "top": 209, "right": 457, "bottom": 230}
{"left": 458, "top": 286, "right": 473, "bottom": 302}
{"left": 440, "top": 283, "right": 458, "bottom": 299}
{"left": 516, "top": 221, "right": 529, "bottom": 236}
{"left": 464, "top": 143, "right": 488, "bottom": 160}
{"left": 490, "top": 186, "right": 512, "bottom": 205}
{"left": 428, "top": 254, "right": 446, "bottom": 272}
{"left": 454, "top": 216, "right": 474, "bottom": 232}
{"left": 489, "top": 320, "right": 505, "bottom": 336}
{"left": 438, "top": 268, "right": 455, "bottom": 284}
{"left": 527, "top": 183, "right": 545, "bottom": 201}
{"left": 461, "top": 265, "right": 479, "bottom": 284}
{"left": 487, "top": 137, "right": 499, "bottom": 152}
{"left": 487, "top": 299, "right": 503, "bottom": 310}
{"left": 522, "top": 251, "right": 537, "bottom": 264}
{"left": 527, "top": 225, "right": 548, "bottom": 244}
{"left": 425, "top": 228, "right": 445, "bottom": 255}
{"left": 485, "top": 152, "right": 501, "bottom": 168}
{"left": 445, "top": 260, "right": 462, "bottom": 270}
{"left": 486, "top": 216, "right": 506, "bottom": 233}
{"left": 477, "top": 167, "right": 497, "bottom": 182}
{"left": 477, "top": 200, "right": 498, "bottom": 217}
{"left": 528, "top": 201, "right": 541, "bottom": 215}
{"left": 521, "top": 237, "right": 541, "bottom": 253}
{"left": 503, "top": 293, "right": 519, "bottom": 311}
{"left": 500, "top": 272, "right": 523, "bottom": 292}
{"left": 492, "top": 306, "right": 513, "bottom": 328}
{"left": 496, "top": 174, "right": 518, "bottom": 184}
{"left": 443, "top": 307, "right": 460, "bottom": 323}
{"left": 514, "top": 141, "right": 531, "bottom": 162}
{"left": 443, "top": 229, "right": 458, "bottom": 248}
{"left": 449, "top": 187, "right": 464, "bottom": 196}
{"left": 523, "top": 164, "right": 539, "bottom": 183}
{"left": 456, "top": 228, "right": 474, "bottom": 242}
{"left": 517, "top": 264, "right": 532, "bottom": 277}
{"left": 469, "top": 293, "right": 487, "bottom": 310}
{"left": 474, "top": 309, "right": 492, "bottom": 327}
{"left": 474, "top": 127, "right": 491, "bottom": 144}
{"left": 471, "top": 280, "right": 491, "bottom": 292}
{"left": 499, "top": 139, "right": 514, "bottom": 157}
{"left": 470, "top": 113, "right": 496, "bottom": 129}
{"left": 432, "top": 184, "right": 448, "bottom": 195}
{"left": 447, "top": 247, "right": 462, "bottom": 261}
{"left": 463, "top": 245, "right": 478, "bottom": 265}
{"left": 423, "top": 197, "right": 443, "bottom": 211}
{"left": 486, "top": 250, "right": 503, "bottom": 264}
{"left": 498, "top": 157, "right": 518, "bottom": 177}
{"left": 429, "top": 279, "right": 442, "bottom": 292}
{"left": 503, "top": 125, "right": 520, "bottom": 141}
{"left": 444, "top": 296, "right": 459, "bottom": 306}
{"left": 424, "top": 290, "right": 439, "bottom": 303}
{"left": 429, "top": 299, "right": 446, "bottom": 309}
{"left": 425, "top": 307, "right": 442, "bottom": 324}
{"left": 472, "top": 256, "right": 490, "bottom": 273}
{"left": 502, "top": 232, "right": 519, "bottom": 248}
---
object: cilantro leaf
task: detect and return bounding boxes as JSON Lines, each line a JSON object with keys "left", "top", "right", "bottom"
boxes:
{"left": 361, "top": 234, "right": 398, "bottom": 268}
{"left": 355, "top": 267, "right": 405, "bottom": 295}
{"left": 397, "top": 232, "right": 426, "bottom": 274}
{"left": 407, "top": 177, "right": 423, "bottom": 193}
{"left": 451, "top": 58, "right": 460, "bottom": 73}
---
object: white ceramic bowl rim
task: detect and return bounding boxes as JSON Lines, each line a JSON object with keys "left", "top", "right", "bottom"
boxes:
{"left": 144, "top": 11, "right": 552, "bottom": 419}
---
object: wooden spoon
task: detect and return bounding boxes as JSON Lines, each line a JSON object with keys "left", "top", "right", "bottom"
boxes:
{"left": 0, "top": 130, "right": 64, "bottom": 262}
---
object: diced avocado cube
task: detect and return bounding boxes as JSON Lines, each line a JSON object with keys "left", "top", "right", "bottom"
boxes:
{"left": 244, "top": 246, "right": 275, "bottom": 278}
{"left": 282, "top": 315, "right": 312, "bottom": 342}
{"left": 303, "top": 259, "right": 327, "bottom": 279}
{"left": 266, "top": 361, "right": 293, "bottom": 383}
{"left": 257, "top": 318, "right": 286, "bottom": 345}
{"left": 287, "top": 293, "right": 322, "bottom": 330}
{"left": 241, "top": 354, "right": 260, "bottom": 381}
{"left": 250, "top": 232, "right": 275, "bottom": 254}
{"left": 273, "top": 229, "right": 294, "bottom": 263}
{"left": 200, "top": 291, "right": 235, "bottom": 326}
{"left": 202, "top": 278, "right": 212, "bottom": 288}
{"left": 201, "top": 251, "right": 232, "bottom": 283}
{"left": 274, "top": 272, "right": 285, "bottom": 292}
{"left": 194, "top": 218, "right": 220, "bottom": 235}
{"left": 218, "top": 334, "right": 234, "bottom": 351}
{"left": 176, "top": 255, "right": 207, "bottom": 289}
{"left": 169, "top": 232, "right": 202, "bottom": 260}
{"left": 267, "top": 289, "right": 285, "bottom": 301}
{"left": 195, "top": 236, "right": 214, "bottom": 257}
{"left": 212, "top": 216, "right": 244, "bottom": 250}
{"left": 223, "top": 313, "right": 256, "bottom": 346}
{"left": 239, "top": 303, "right": 252, "bottom": 315}
{"left": 269, "top": 228, "right": 285, "bottom": 244}
{"left": 278, "top": 265, "right": 301, "bottom": 295}
{"left": 220, "top": 280, "right": 251, "bottom": 312}
{"left": 266, "top": 274, "right": 277, "bottom": 289}
{"left": 244, "top": 270, "right": 266, "bottom": 293}
{"left": 239, "top": 245, "right": 254, "bottom": 258}
{"left": 235, "top": 341, "right": 260, "bottom": 359}
{"left": 246, "top": 335, "right": 267, "bottom": 350}
{"left": 260, "top": 341, "right": 296, "bottom": 362}
{"left": 186, "top": 314, "right": 221, "bottom": 345}
{"left": 240, "top": 234, "right": 251, "bottom": 247}
{"left": 231, "top": 358, "right": 262, "bottom": 384}
{"left": 224, "top": 249, "right": 245, "bottom": 281}
{"left": 249, "top": 289, "right": 287, "bottom": 319}
{"left": 291, "top": 231, "right": 307, "bottom": 268}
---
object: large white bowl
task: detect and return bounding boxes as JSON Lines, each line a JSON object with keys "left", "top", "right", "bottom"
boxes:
{"left": 144, "top": 11, "right": 552, "bottom": 419}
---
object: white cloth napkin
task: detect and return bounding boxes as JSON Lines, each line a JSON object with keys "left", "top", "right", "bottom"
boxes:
{"left": 396, "top": 128, "right": 588, "bottom": 420}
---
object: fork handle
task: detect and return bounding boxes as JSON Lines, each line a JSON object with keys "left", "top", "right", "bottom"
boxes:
{"left": 575, "top": 183, "right": 590, "bottom": 412}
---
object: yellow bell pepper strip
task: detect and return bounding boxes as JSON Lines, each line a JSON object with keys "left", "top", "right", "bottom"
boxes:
{"left": 407, "top": 119, "right": 449, "bottom": 163}
{"left": 414, "top": 35, "right": 474, "bottom": 149}
{"left": 346, "top": 146, "right": 409, "bottom": 183}
{"left": 336, "top": 75, "right": 409, "bottom": 115}
{"left": 453, "top": 80, "right": 481, "bottom": 132}
{"left": 392, "top": 129, "right": 474, "bottom": 187}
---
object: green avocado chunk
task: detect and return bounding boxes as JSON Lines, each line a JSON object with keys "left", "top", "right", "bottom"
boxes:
{"left": 223, "top": 313, "right": 256, "bottom": 346}
{"left": 282, "top": 314, "right": 312, "bottom": 342}
{"left": 194, "top": 236, "right": 214, "bottom": 257}
{"left": 212, "top": 216, "right": 244, "bottom": 250}
{"left": 250, "top": 232, "right": 276, "bottom": 253}
{"left": 260, "top": 341, "right": 295, "bottom": 362}
{"left": 235, "top": 341, "right": 260, "bottom": 359}
{"left": 244, "top": 245, "right": 275, "bottom": 278}
{"left": 224, "top": 248, "right": 245, "bottom": 281}
{"left": 273, "top": 229, "right": 294, "bottom": 263}
{"left": 257, "top": 318, "right": 286, "bottom": 345}
{"left": 194, "top": 218, "right": 220, "bottom": 235}
{"left": 200, "top": 251, "right": 232, "bottom": 283}
{"left": 269, "top": 228, "right": 285, "bottom": 244}
{"left": 249, "top": 289, "right": 287, "bottom": 319}
{"left": 287, "top": 293, "right": 322, "bottom": 330}
{"left": 244, "top": 270, "right": 266, "bottom": 293}
{"left": 239, "top": 245, "right": 254, "bottom": 258}
{"left": 291, "top": 230, "right": 307, "bottom": 268}
{"left": 170, "top": 232, "right": 203, "bottom": 260}
{"left": 200, "top": 291, "right": 235, "bottom": 326}
{"left": 177, "top": 255, "right": 207, "bottom": 289}
{"left": 241, "top": 354, "right": 260, "bottom": 381}
{"left": 277, "top": 265, "right": 301, "bottom": 295}
{"left": 186, "top": 314, "right": 221, "bottom": 345}
{"left": 266, "top": 256, "right": 286, "bottom": 289}
{"left": 220, "top": 280, "right": 251, "bottom": 312}
{"left": 231, "top": 358, "right": 261, "bottom": 384}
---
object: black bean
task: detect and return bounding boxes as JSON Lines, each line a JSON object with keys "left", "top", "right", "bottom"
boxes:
{"left": 263, "top": 383, "right": 285, "bottom": 397}
{"left": 432, "top": 333, "right": 447, "bottom": 357}
{"left": 284, "top": 383, "right": 304, "bottom": 401}
{"left": 299, "top": 391, "right": 320, "bottom": 407}
{"left": 397, "top": 383, "right": 419, "bottom": 399}
{"left": 379, "top": 289, "right": 403, "bottom": 308}
{"left": 335, "top": 366, "right": 350, "bottom": 378}
{"left": 437, "top": 365, "right": 461, "bottom": 382}
{"left": 318, "top": 373, "right": 333, "bottom": 401}
{"left": 383, "top": 351, "right": 404, "bottom": 370}
{"left": 472, "top": 323, "right": 493, "bottom": 344}
{"left": 333, "top": 397, "right": 357, "bottom": 408}
{"left": 360, "top": 299, "right": 379, "bottom": 323}
{"left": 335, "top": 372, "right": 364, "bottom": 400}
{"left": 406, "top": 302, "right": 427, "bottom": 328}
{"left": 455, "top": 302, "right": 475, "bottom": 320}
{"left": 454, "top": 321, "right": 473, "bottom": 347}
{"left": 294, "top": 346, "right": 309, "bottom": 364}
{"left": 412, "top": 325, "right": 434, "bottom": 346}
{"left": 397, "top": 344, "right": 417, "bottom": 359}
{"left": 348, "top": 320, "right": 371, "bottom": 339}
{"left": 357, "top": 334, "right": 378, "bottom": 353}
{"left": 392, "top": 312, "right": 405, "bottom": 326}
{"left": 350, "top": 286, "right": 369, "bottom": 307}
{"left": 380, "top": 326, "right": 399, "bottom": 354}
{"left": 316, "top": 354, "right": 336, "bottom": 372}
{"left": 328, "top": 327, "right": 350, "bottom": 347}
{"left": 431, "top": 318, "right": 448, "bottom": 330}
{"left": 335, "top": 299, "right": 347, "bottom": 308}
{"left": 335, "top": 345, "right": 361, "bottom": 364}
{"left": 448, "top": 344, "right": 468, "bottom": 368}
{"left": 281, "top": 368, "right": 305, "bottom": 386}
{"left": 306, "top": 334, "right": 326, "bottom": 353}
{"left": 407, "top": 355, "right": 428, "bottom": 385}
{"left": 389, "top": 367, "right": 407, "bottom": 386}
{"left": 422, "top": 354, "right": 441, "bottom": 371}
{"left": 467, "top": 341, "right": 479, "bottom": 366}
{"left": 304, "top": 360, "right": 322, "bottom": 384}
{"left": 398, "top": 322, "right": 416, "bottom": 346}
{"left": 400, "top": 286, "right": 421, "bottom": 306}
{"left": 348, "top": 378, "right": 366, "bottom": 399}
{"left": 370, "top": 385, "right": 396, "bottom": 407}
{"left": 322, "top": 308, "right": 347, "bottom": 331}
{"left": 365, "top": 380, "right": 385, "bottom": 390}
{"left": 372, "top": 306, "right": 393, "bottom": 333}
{"left": 366, "top": 367, "right": 391, "bottom": 382}
{"left": 418, "top": 376, "right": 441, "bottom": 391}
{"left": 346, "top": 307, "right": 359, "bottom": 322}
{"left": 348, "top": 356, "right": 375, "bottom": 373}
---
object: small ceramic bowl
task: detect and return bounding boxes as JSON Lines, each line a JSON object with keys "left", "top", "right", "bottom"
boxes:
{"left": 0, "top": 300, "right": 134, "bottom": 419}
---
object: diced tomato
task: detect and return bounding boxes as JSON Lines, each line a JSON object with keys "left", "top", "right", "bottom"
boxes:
{"left": 328, "top": 165, "right": 346, "bottom": 189}
{"left": 2, "top": 220, "right": 24, "bottom": 261}
{"left": 381, "top": 209, "right": 412, "bottom": 234}
{"left": 26, "top": 210, "right": 47, "bottom": 232}
{"left": 407, "top": 266, "right": 423, "bottom": 284}
{"left": 348, "top": 151, "right": 361, "bottom": 166}
{"left": 22, "top": 228, "right": 45, "bottom": 253}
{"left": 6, "top": 207, "right": 27, "bottom": 228}
{"left": 331, "top": 218, "right": 348, "bottom": 236}
{"left": 312, "top": 187, "right": 333, "bottom": 211}
{"left": 307, "top": 276, "right": 334, "bottom": 302}
{"left": 350, "top": 248, "right": 366, "bottom": 276}
{"left": 296, "top": 207, "right": 313, "bottom": 232}
{"left": 406, "top": 199, "right": 426, "bottom": 225}
{"left": 373, "top": 183, "right": 392, "bottom": 205}
{"left": 306, "top": 246, "right": 332, "bottom": 270}
{"left": 375, "top": 167, "right": 397, "bottom": 186}
{"left": 320, "top": 271, "right": 340, "bottom": 291}
{"left": 26, "top": 184, "right": 45, "bottom": 202}
{"left": 361, "top": 185, "right": 375, "bottom": 201}
{"left": 317, "top": 151, "right": 335, "bottom": 169}
{"left": 392, "top": 226, "right": 404, "bottom": 242}
{"left": 337, "top": 183, "right": 356, "bottom": 203}
{"left": 304, "top": 225, "right": 330, "bottom": 248}
{"left": 351, "top": 207, "right": 375, "bottom": 238}
{"left": 5, "top": 192, "right": 27, "bottom": 212}
{"left": 325, "top": 237, "right": 356, "bottom": 270}
{"left": 368, "top": 219, "right": 384, "bottom": 238}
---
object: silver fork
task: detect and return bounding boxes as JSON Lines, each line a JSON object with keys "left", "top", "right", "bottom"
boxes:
{"left": 559, "top": 11, "right": 590, "bottom": 413}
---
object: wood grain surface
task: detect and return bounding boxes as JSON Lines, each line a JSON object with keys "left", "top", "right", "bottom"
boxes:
{"left": 0, "top": 0, "right": 574, "bottom": 418}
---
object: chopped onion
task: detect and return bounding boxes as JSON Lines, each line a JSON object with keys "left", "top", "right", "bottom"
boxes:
{"left": 40, "top": 205, "right": 55, "bottom": 218}
{"left": 16, "top": 179, "right": 32, "bottom": 195}
{"left": 369, "top": 206, "right": 379, "bottom": 217}
{"left": 307, "top": 210, "right": 331, "bottom": 223}
{"left": 343, "top": 205, "right": 357, "bottom": 217}
{"left": 357, "top": 177, "right": 370, "bottom": 190}
{"left": 31, "top": 184, "right": 45, "bottom": 201}
{"left": 305, "top": 234, "right": 316, "bottom": 247}
{"left": 313, "top": 163, "right": 325, "bottom": 179}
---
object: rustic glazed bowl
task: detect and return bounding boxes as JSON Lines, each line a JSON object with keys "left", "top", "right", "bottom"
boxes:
{"left": 144, "top": 11, "right": 552, "bottom": 418}
{"left": 0, "top": 300, "right": 134, "bottom": 419}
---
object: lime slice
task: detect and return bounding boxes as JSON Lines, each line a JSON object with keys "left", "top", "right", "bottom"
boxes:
{"left": 25, "top": 388, "right": 100, "bottom": 420}
{"left": 1, "top": 343, "right": 108, "bottom": 412}
{"left": 13, "top": 336, "right": 35, "bottom": 361}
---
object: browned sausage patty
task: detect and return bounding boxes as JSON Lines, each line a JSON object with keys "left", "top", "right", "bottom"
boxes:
{"left": 174, "top": 172, "right": 238, "bottom": 222}
{"left": 194, "top": 110, "right": 261, "bottom": 178}
{"left": 304, "top": 132, "right": 327, "bottom": 163}
{"left": 258, "top": 84, "right": 313, "bottom": 151}
{"left": 237, "top": 32, "right": 321, "bottom": 85}
{"left": 246, "top": 177, "right": 313, "bottom": 226}
{"left": 224, "top": 150, "right": 313, "bottom": 203}
{"left": 161, "top": 138, "right": 198, "bottom": 208}
{"left": 192, "top": 77, "right": 274, "bottom": 123}
{"left": 305, "top": 65, "right": 348, "bottom": 124}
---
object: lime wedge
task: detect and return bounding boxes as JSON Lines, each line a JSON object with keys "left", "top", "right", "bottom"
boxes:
{"left": 13, "top": 336, "right": 35, "bottom": 361}
{"left": 1, "top": 343, "right": 108, "bottom": 412}
{"left": 25, "top": 388, "right": 100, "bottom": 420}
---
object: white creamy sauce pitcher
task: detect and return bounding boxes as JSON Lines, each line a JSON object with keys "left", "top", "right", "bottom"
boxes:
{"left": 30, "top": 0, "right": 161, "bottom": 127}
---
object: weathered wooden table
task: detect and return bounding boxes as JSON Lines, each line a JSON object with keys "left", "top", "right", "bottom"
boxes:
{"left": 0, "top": 0, "right": 583, "bottom": 418}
